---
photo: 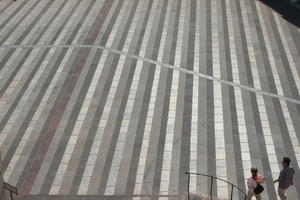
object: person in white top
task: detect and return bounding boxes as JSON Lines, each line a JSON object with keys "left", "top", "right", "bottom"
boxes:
{"left": 247, "top": 167, "right": 265, "bottom": 200}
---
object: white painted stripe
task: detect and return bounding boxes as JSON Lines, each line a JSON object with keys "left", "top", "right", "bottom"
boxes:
{"left": 159, "top": 0, "right": 185, "bottom": 195}
{"left": 189, "top": 0, "right": 200, "bottom": 193}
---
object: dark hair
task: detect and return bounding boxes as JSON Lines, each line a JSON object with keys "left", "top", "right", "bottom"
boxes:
{"left": 251, "top": 167, "right": 258, "bottom": 174}
{"left": 283, "top": 157, "right": 291, "bottom": 166}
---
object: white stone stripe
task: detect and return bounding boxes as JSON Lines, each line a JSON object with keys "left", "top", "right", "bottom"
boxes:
{"left": 156, "top": 0, "right": 172, "bottom": 63}
{"left": 49, "top": 50, "right": 108, "bottom": 195}
{"left": 104, "top": 61, "right": 142, "bottom": 196}
{"left": 225, "top": 0, "right": 251, "bottom": 188}
{"left": 273, "top": 12, "right": 300, "bottom": 95}
{"left": 81, "top": 54, "right": 126, "bottom": 195}
{"left": 280, "top": 100, "right": 300, "bottom": 166}
{"left": 255, "top": 1, "right": 284, "bottom": 96}
{"left": 6, "top": 43, "right": 300, "bottom": 106}
{"left": 159, "top": 0, "right": 185, "bottom": 195}
{"left": 0, "top": 0, "right": 24, "bottom": 25}
{"left": 0, "top": 48, "right": 41, "bottom": 147}
{"left": 252, "top": 0, "right": 281, "bottom": 189}
{"left": 212, "top": 0, "right": 227, "bottom": 198}
{"left": 0, "top": 0, "right": 39, "bottom": 43}
{"left": 77, "top": 1, "right": 136, "bottom": 194}
{"left": 29, "top": 0, "right": 106, "bottom": 194}
{"left": 3, "top": 45, "right": 73, "bottom": 182}
{"left": 132, "top": 0, "right": 170, "bottom": 197}
{"left": 2, "top": 0, "right": 45, "bottom": 46}
{"left": 21, "top": 0, "right": 64, "bottom": 45}
{"left": 102, "top": 0, "right": 146, "bottom": 195}
{"left": 225, "top": 0, "right": 239, "bottom": 85}
{"left": 53, "top": 0, "right": 90, "bottom": 46}
{"left": 73, "top": 52, "right": 109, "bottom": 195}
{"left": 138, "top": 0, "right": 159, "bottom": 59}
{"left": 36, "top": 0, "right": 81, "bottom": 46}
{"left": 133, "top": 65, "right": 161, "bottom": 198}
{"left": 241, "top": 0, "right": 280, "bottom": 187}
{"left": 105, "top": 0, "right": 129, "bottom": 48}
{"left": 189, "top": 0, "right": 200, "bottom": 193}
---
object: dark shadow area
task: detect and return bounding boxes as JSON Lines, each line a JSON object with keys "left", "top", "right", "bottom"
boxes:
{"left": 259, "top": 0, "right": 300, "bottom": 28}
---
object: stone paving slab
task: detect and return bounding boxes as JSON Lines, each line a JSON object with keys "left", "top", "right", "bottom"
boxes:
{"left": 0, "top": 0, "right": 299, "bottom": 199}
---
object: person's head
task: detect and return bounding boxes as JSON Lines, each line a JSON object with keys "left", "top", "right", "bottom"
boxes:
{"left": 282, "top": 157, "right": 291, "bottom": 167}
{"left": 251, "top": 167, "right": 258, "bottom": 177}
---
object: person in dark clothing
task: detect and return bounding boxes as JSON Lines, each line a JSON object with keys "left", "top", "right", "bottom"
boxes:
{"left": 273, "top": 157, "right": 295, "bottom": 200}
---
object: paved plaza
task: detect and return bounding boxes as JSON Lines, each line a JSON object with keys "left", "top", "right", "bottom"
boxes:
{"left": 0, "top": 0, "right": 300, "bottom": 199}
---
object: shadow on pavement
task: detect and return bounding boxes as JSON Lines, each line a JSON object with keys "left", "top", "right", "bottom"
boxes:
{"left": 259, "top": 0, "right": 300, "bottom": 28}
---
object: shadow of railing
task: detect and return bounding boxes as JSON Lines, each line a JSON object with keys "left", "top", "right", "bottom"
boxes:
{"left": 185, "top": 172, "right": 247, "bottom": 200}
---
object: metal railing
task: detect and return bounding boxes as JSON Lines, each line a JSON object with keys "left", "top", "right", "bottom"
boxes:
{"left": 1, "top": 168, "right": 18, "bottom": 200}
{"left": 185, "top": 172, "right": 248, "bottom": 200}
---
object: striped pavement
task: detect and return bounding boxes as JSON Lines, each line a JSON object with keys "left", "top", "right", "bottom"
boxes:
{"left": 0, "top": 0, "right": 300, "bottom": 199}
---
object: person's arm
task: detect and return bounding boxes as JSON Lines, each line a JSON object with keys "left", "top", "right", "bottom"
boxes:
{"left": 273, "top": 171, "right": 283, "bottom": 184}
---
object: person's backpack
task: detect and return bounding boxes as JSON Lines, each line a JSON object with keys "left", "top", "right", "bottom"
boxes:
{"left": 254, "top": 183, "right": 264, "bottom": 194}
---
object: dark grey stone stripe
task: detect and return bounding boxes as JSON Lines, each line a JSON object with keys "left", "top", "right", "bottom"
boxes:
{"left": 140, "top": 0, "right": 181, "bottom": 197}
{"left": 219, "top": 0, "right": 245, "bottom": 197}
{"left": 177, "top": 0, "right": 195, "bottom": 195}
{"left": 0, "top": 0, "right": 63, "bottom": 160}
{"left": 38, "top": 0, "right": 124, "bottom": 193}
{"left": 263, "top": 6, "right": 300, "bottom": 98}
{"left": 233, "top": 0, "right": 277, "bottom": 199}
{"left": 0, "top": 0, "right": 69, "bottom": 97}
{"left": 287, "top": 23, "right": 300, "bottom": 59}
{"left": 12, "top": 0, "right": 99, "bottom": 189}
{"left": 0, "top": 0, "right": 48, "bottom": 67}
{"left": 196, "top": 0, "right": 209, "bottom": 195}
{"left": 168, "top": 0, "right": 193, "bottom": 195}
{"left": 261, "top": 4, "right": 300, "bottom": 149}
{"left": 205, "top": 0, "right": 217, "bottom": 196}
{"left": 0, "top": 1, "right": 12, "bottom": 15}
{"left": 94, "top": 0, "right": 154, "bottom": 195}
{"left": 264, "top": 96, "right": 300, "bottom": 199}
{"left": 0, "top": 0, "right": 26, "bottom": 28}
{"left": 67, "top": 0, "right": 143, "bottom": 194}
{"left": 113, "top": 0, "right": 169, "bottom": 196}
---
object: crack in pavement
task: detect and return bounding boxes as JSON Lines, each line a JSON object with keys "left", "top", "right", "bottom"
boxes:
{"left": 1, "top": 44, "right": 300, "bottom": 105}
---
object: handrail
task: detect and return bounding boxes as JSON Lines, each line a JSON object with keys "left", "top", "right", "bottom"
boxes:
{"left": 185, "top": 172, "right": 248, "bottom": 200}
{"left": 1, "top": 167, "right": 18, "bottom": 200}
{"left": 3, "top": 181, "right": 18, "bottom": 200}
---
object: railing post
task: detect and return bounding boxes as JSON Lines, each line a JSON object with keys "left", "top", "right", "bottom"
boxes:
{"left": 187, "top": 173, "right": 190, "bottom": 200}
{"left": 210, "top": 176, "right": 213, "bottom": 200}
{"left": 0, "top": 152, "right": 3, "bottom": 200}
{"left": 230, "top": 185, "right": 234, "bottom": 200}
